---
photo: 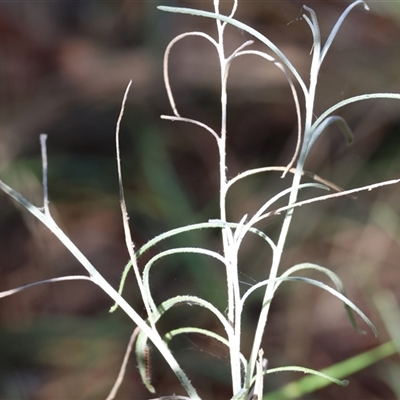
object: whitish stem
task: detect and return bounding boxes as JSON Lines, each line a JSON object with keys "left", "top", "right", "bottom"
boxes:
{"left": 40, "top": 133, "right": 50, "bottom": 216}
{"left": 246, "top": 8, "right": 323, "bottom": 384}
{"left": 213, "top": 4, "right": 242, "bottom": 393}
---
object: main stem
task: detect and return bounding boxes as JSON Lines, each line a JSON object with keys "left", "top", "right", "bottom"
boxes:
{"left": 246, "top": 50, "right": 319, "bottom": 386}
{"left": 215, "top": 16, "right": 243, "bottom": 394}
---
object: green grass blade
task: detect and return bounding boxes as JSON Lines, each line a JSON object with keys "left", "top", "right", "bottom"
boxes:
{"left": 263, "top": 341, "right": 397, "bottom": 400}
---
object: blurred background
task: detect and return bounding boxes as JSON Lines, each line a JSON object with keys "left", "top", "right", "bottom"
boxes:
{"left": 0, "top": 1, "right": 400, "bottom": 399}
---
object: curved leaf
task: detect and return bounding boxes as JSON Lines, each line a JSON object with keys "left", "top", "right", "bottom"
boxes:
{"left": 164, "top": 326, "right": 248, "bottom": 370}
{"left": 307, "top": 115, "right": 353, "bottom": 156}
{"left": 136, "top": 295, "right": 233, "bottom": 391}
{"left": 157, "top": 5, "right": 307, "bottom": 96}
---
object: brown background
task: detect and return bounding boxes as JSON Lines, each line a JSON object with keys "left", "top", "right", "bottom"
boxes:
{"left": 0, "top": 1, "right": 400, "bottom": 399}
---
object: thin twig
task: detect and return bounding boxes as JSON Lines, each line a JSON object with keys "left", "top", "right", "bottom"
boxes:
{"left": 257, "top": 178, "right": 400, "bottom": 224}
{"left": 106, "top": 327, "right": 140, "bottom": 400}
{"left": 227, "top": 165, "right": 355, "bottom": 199}
{"left": 40, "top": 133, "right": 50, "bottom": 216}
{"left": 115, "top": 81, "right": 164, "bottom": 329}
{"left": 115, "top": 81, "right": 156, "bottom": 321}
{"left": 163, "top": 31, "right": 218, "bottom": 117}
{"left": 0, "top": 276, "right": 92, "bottom": 299}
{"left": 161, "top": 115, "right": 219, "bottom": 142}
{"left": 234, "top": 50, "right": 302, "bottom": 178}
